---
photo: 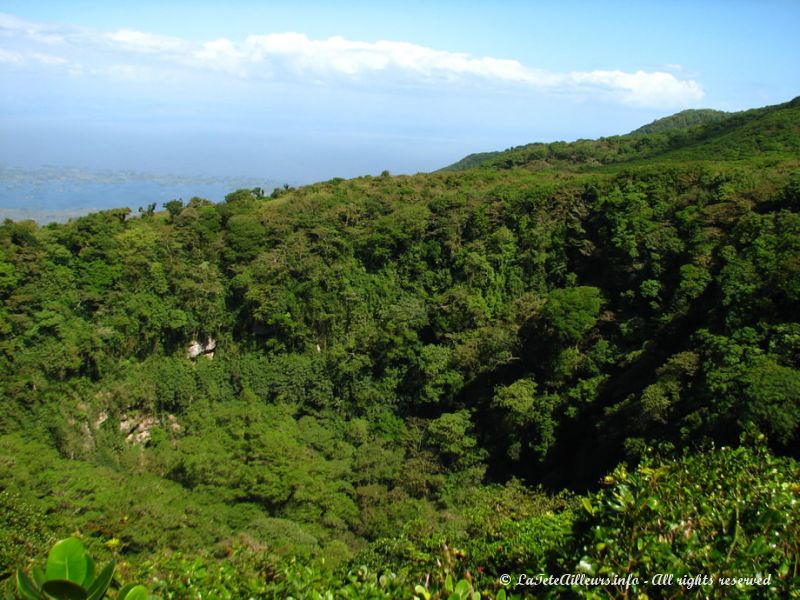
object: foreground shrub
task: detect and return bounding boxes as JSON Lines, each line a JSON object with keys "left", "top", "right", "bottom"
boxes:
{"left": 572, "top": 439, "right": 800, "bottom": 598}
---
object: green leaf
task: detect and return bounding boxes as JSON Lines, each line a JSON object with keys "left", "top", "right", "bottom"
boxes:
{"left": 115, "top": 584, "right": 137, "bottom": 600}
{"left": 82, "top": 555, "right": 96, "bottom": 588}
{"left": 118, "top": 585, "right": 149, "bottom": 600}
{"left": 778, "top": 561, "right": 790, "bottom": 577}
{"left": 41, "top": 579, "right": 88, "bottom": 600}
{"left": 617, "top": 484, "right": 635, "bottom": 506}
{"left": 445, "top": 574, "right": 454, "bottom": 592}
{"left": 86, "top": 561, "right": 115, "bottom": 600}
{"left": 454, "top": 579, "right": 471, "bottom": 596}
{"left": 46, "top": 538, "right": 88, "bottom": 585}
{"left": 16, "top": 569, "right": 44, "bottom": 600}
{"left": 746, "top": 537, "right": 770, "bottom": 556}
{"left": 33, "top": 566, "right": 46, "bottom": 588}
{"left": 496, "top": 590, "right": 507, "bottom": 600}
{"left": 577, "top": 558, "right": 595, "bottom": 575}
{"left": 581, "top": 497, "right": 594, "bottom": 515}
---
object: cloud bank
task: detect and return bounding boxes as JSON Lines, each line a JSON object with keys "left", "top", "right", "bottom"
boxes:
{"left": 0, "top": 12, "right": 704, "bottom": 108}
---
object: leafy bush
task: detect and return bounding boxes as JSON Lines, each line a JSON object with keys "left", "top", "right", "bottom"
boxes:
{"left": 573, "top": 439, "right": 800, "bottom": 598}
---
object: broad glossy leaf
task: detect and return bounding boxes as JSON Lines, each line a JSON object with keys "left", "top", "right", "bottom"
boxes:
{"left": 41, "top": 579, "right": 88, "bottom": 600}
{"left": 86, "top": 561, "right": 115, "bottom": 600}
{"left": 45, "top": 538, "right": 88, "bottom": 584}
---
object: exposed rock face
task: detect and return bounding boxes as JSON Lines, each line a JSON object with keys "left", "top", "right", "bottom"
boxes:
{"left": 119, "top": 413, "right": 181, "bottom": 444}
{"left": 119, "top": 414, "right": 136, "bottom": 434}
{"left": 127, "top": 416, "right": 157, "bottom": 444}
{"left": 187, "top": 337, "right": 216, "bottom": 359}
{"left": 94, "top": 411, "right": 109, "bottom": 429}
{"left": 187, "top": 341, "right": 204, "bottom": 359}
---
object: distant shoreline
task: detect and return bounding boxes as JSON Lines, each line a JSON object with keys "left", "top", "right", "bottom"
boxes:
{"left": 0, "top": 207, "right": 107, "bottom": 224}
{"left": 0, "top": 163, "right": 283, "bottom": 223}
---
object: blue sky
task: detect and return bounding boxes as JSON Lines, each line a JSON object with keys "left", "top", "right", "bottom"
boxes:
{"left": 1, "top": 0, "right": 798, "bottom": 183}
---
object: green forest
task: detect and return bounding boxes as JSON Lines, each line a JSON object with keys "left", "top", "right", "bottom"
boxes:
{"left": 2, "top": 97, "right": 799, "bottom": 599}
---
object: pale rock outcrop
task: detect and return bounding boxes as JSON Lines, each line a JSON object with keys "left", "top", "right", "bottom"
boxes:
{"left": 187, "top": 340, "right": 204, "bottom": 359}
{"left": 119, "top": 412, "right": 181, "bottom": 444}
{"left": 187, "top": 337, "right": 217, "bottom": 360}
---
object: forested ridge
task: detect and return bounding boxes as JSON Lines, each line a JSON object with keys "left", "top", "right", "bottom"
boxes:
{"left": 2, "top": 98, "right": 799, "bottom": 599}
{"left": 441, "top": 97, "right": 798, "bottom": 172}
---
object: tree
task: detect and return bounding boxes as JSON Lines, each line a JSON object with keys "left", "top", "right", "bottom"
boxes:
{"left": 163, "top": 199, "right": 184, "bottom": 221}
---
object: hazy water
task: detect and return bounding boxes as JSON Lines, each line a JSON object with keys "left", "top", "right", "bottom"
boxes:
{"left": 0, "top": 164, "right": 281, "bottom": 223}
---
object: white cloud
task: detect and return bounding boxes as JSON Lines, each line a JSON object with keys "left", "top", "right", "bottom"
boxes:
{"left": 567, "top": 70, "right": 705, "bottom": 106}
{"left": 188, "top": 32, "right": 703, "bottom": 106}
{"left": 27, "top": 30, "right": 64, "bottom": 45}
{"left": 104, "top": 29, "right": 187, "bottom": 54}
{"left": 106, "top": 64, "right": 148, "bottom": 80}
{"left": 0, "top": 12, "right": 65, "bottom": 45}
{"left": 0, "top": 12, "right": 705, "bottom": 108}
{"left": 32, "top": 52, "right": 68, "bottom": 66}
{"left": 225, "top": 33, "right": 553, "bottom": 84}
{"left": 0, "top": 48, "right": 22, "bottom": 63}
{"left": 0, "top": 47, "right": 67, "bottom": 66}
{"left": 193, "top": 38, "right": 247, "bottom": 73}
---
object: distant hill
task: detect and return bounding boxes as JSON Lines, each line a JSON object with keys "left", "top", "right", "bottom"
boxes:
{"left": 656, "top": 95, "right": 800, "bottom": 161}
{"left": 630, "top": 108, "right": 732, "bottom": 135}
{"left": 440, "top": 151, "right": 503, "bottom": 172}
{"left": 440, "top": 97, "right": 800, "bottom": 171}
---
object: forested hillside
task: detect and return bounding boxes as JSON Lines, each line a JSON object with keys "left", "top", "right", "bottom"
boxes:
{"left": 2, "top": 98, "right": 800, "bottom": 599}
{"left": 442, "top": 98, "right": 798, "bottom": 172}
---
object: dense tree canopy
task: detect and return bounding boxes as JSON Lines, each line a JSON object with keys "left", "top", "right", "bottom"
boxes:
{"left": 2, "top": 97, "right": 799, "bottom": 599}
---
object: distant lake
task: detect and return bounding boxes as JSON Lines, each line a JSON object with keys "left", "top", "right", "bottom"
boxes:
{"left": 0, "top": 164, "right": 281, "bottom": 223}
